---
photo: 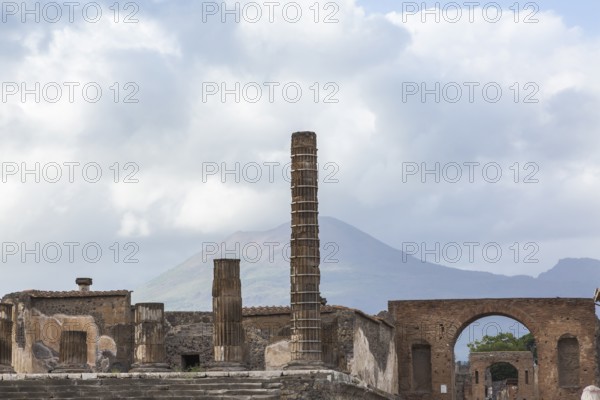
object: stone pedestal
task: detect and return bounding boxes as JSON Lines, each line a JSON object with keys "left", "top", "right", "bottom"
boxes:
{"left": 130, "top": 303, "right": 170, "bottom": 372}
{"left": 0, "top": 304, "right": 14, "bottom": 373}
{"left": 288, "top": 131, "right": 323, "bottom": 368}
{"left": 53, "top": 331, "right": 91, "bottom": 373}
{"left": 209, "top": 258, "right": 246, "bottom": 371}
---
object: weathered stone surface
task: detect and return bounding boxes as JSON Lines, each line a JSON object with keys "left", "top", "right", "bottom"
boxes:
{"left": 467, "top": 351, "right": 536, "bottom": 400}
{"left": 164, "top": 312, "right": 213, "bottom": 370}
{"left": 130, "top": 303, "right": 169, "bottom": 372}
{"left": 389, "top": 298, "right": 598, "bottom": 400}
{"left": 212, "top": 259, "right": 244, "bottom": 368}
{"left": 52, "top": 330, "right": 90, "bottom": 373}
{"left": 163, "top": 305, "right": 397, "bottom": 394}
{"left": 266, "top": 339, "right": 291, "bottom": 370}
{"left": 2, "top": 290, "right": 133, "bottom": 373}
{"left": 289, "top": 131, "right": 322, "bottom": 366}
{"left": 350, "top": 324, "right": 398, "bottom": 395}
{"left": 0, "top": 304, "right": 14, "bottom": 373}
{"left": 0, "top": 370, "right": 398, "bottom": 399}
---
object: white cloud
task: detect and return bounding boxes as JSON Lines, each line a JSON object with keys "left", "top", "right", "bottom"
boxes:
{"left": 1, "top": 0, "right": 599, "bottom": 293}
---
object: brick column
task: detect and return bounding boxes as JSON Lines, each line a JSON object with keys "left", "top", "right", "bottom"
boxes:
{"left": 130, "top": 303, "right": 170, "bottom": 372}
{"left": 287, "top": 131, "right": 323, "bottom": 368}
{"left": 0, "top": 303, "right": 14, "bottom": 373}
{"left": 209, "top": 258, "right": 246, "bottom": 370}
{"left": 53, "top": 331, "right": 90, "bottom": 373}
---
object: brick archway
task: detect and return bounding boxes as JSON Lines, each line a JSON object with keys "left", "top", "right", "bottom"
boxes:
{"left": 388, "top": 298, "right": 597, "bottom": 400}
{"left": 468, "top": 352, "right": 536, "bottom": 400}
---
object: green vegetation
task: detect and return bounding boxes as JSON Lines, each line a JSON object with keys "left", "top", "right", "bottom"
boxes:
{"left": 185, "top": 365, "right": 205, "bottom": 372}
{"left": 468, "top": 332, "right": 538, "bottom": 379}
{"left": 468, "top": 332, "right": 534, "bottom": 353}
{"left": 489, "top": 362, "right": 518, "bottom": 381}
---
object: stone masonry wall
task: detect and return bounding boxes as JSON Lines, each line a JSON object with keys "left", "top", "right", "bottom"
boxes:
{"left": 3, "top": 292, "right": 133, "bottom": 373}
{"left": 164, "top": 307, "right": 397, "bottom": 395}
{"left": 164, "top": 312, "right": 213, "bottom": 370}
{"left": 467, "top": 351, "right": 536, "bottom": 400}
{"left": 389, "top": 298, "right": 598, "bottom": 400}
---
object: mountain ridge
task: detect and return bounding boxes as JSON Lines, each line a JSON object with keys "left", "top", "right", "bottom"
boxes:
{"left": 133, "top": 216, "right": 600, "bottom": 313}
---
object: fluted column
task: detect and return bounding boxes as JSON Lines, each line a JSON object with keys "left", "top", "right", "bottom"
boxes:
{"left": 288, "top": 131, "right": 323, "bottom": 368}
{"left": 210, "top": 258, "right": 245, "bottom": 370}
{"left": 130, "top": 303, "right": 170, "bottom": 372}
{"left": 0, "top": 304, "right": 14, "bottom": 373}
{"left": 53, "top": 331, "right": 90, "bottom": 372}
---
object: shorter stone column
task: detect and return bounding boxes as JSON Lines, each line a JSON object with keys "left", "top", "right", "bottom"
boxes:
{"left": 130, "top": 303, "right": 170, "bottom": 372}
{"left": 0, "top": 303, "right": 14, "bottom": 373}
{"left": 209, "top": 258, "right": 246, "bottom": 371}
{"left": 53, "top": 331, "right": 91, "bottom": 373}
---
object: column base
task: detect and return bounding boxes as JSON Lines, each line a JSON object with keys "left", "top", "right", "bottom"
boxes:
{"left": 0, "top": 365, "right": 15, "bottom": 374}
{"left": 206, "top": 361, "right": 247, "bottom": 371}
{"left": 52, "top": 364, "right": 92, "bottom": 373}
{"left": 284, "top": 360, "right": 325, "bottom": 370}
{"left": 129, "top": 363, "right": 171, "bottom": 372}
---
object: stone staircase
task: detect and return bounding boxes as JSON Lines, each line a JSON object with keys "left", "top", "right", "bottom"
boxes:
{"left": 0, "top": 372, "right": 282, "bottom": 400}
{"left": 0, "top": 370, "right": 398, "bottom": 400}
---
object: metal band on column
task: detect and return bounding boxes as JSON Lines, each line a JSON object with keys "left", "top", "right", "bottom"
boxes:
{"left": 288, "top": 131, "right": 323, "bottom": 368}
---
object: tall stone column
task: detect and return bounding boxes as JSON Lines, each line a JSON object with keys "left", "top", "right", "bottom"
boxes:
{"left": 210, "top": 258, "right": 245, "bottom": 370}
{"left": 53, "top": 331, "right": 90, "bottom": 373}
{"left": 288, "top": 131, "right": 323, "bottom": 368}
{"left": 0, "top": 303, "right": 14, "bottom": 373}
{"left": 130, "top": 303, "right": 170, "bottom": 372}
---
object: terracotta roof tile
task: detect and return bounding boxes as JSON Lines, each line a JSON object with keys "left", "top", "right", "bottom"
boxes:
{"left": 242, "top": 305, "right": 338, "bottom": 316}
{"left": 4, "top": 290, "right": 130, "bottom": 299}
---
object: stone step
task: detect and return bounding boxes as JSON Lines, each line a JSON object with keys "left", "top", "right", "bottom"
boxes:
{"left": 0, "top": 390, "right": 281, "bottom": 399}
{"left": 0, "top": 378, "right": 283, "bottom": 399}
{"left": 0, "top": 381, "right": 276, "bottom": 389}
{"left": 0, "top": 396, "right": 280, "bottom": 400}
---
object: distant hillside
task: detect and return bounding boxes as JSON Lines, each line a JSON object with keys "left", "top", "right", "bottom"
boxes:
{"left": 133, "top": 217, "right": 600, "bottom": 313}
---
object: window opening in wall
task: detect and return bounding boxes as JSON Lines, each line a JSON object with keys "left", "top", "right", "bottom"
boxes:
{"left": 181, "top": 354, "right": 200, "bottom": 371}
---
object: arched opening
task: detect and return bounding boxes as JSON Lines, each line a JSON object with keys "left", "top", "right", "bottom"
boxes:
{"left": 489, "top": 361, "right": 519, "bottom": 381}
{"left": 452, "top": 315, "right": 538, "bottom": 400}
{"left": 485, "top": 362, "right": 519, "bottom": 399}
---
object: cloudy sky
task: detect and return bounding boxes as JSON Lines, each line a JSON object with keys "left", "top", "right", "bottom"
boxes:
{"left": 0, "top": 0, "right": 599, "bottom": 295}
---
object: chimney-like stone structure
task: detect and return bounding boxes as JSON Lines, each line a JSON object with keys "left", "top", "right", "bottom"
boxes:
{"left": 0, "top": 303, "right": 14, "bottom": 373}
{"left": 53, "top": 331, "right": 90, "bottom": 372}
{"left": 76, "top": 277, "right": 92, "bottom": 292}
{"left": 130, "top": 303, "right": 169, "bottom": 372}
{"left": 288, "top": 131, "right": 323, "bottom": 368}
{"left": 210, "top": 258, "right": 245, "bottom": 370}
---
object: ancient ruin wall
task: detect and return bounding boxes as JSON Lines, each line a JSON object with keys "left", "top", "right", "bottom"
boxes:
{"left": 389, "top": 298, "right": 598, "bottom": 400}
{"left": 467, "top": 351, "right": 536, "bottom": 400}
{"left": 164, "top": 307, "right": 398, "bottom": 394}
{"left": 2, "top": 291, "right": 132, "bottom": 373}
